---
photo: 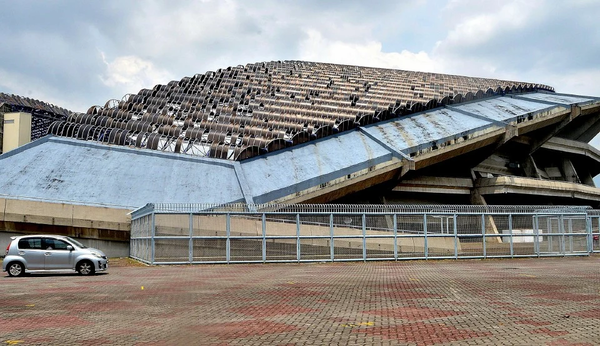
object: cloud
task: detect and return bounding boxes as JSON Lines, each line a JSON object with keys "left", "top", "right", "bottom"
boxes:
{"left": 0, "top": 68, "right": 89, "bottom": 112}
{"left": 299, "top": 29, "right": 436, "bottom": 72}
{"left": 432, "top": 0, "right": 600, "bottom": 92}
{"left": 1, "top": 0, "right": 599, "bottom": 114}
{"left": 99, "top": 53, "right": 174, "bottom": 99}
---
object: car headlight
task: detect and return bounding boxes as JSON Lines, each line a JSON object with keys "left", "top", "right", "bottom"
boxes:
{"left": 91, "top": 251, "right": 103, "bottom": 258}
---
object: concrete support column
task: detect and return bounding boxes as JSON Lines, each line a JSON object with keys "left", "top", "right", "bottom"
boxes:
{"left": 470, "top": 189, "right": 502, "bottom": 243}
{"left": 561, "top": 158, "right": 580, "bottom": 183}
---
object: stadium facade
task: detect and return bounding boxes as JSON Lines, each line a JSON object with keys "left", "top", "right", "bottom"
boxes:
{"left": 1, "top": 61, "right": 600, "bottom": 258}
{"left": 3, "top": 61, "right": 600, "bottom": 207}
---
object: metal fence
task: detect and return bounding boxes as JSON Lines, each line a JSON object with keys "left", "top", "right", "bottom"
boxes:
{"left": 130, "top": 204, "right": 599, "bottom": 265}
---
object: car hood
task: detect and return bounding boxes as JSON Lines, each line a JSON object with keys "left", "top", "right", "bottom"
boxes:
{"left": 87, "top": 248, "right": 107, "bottom": 257}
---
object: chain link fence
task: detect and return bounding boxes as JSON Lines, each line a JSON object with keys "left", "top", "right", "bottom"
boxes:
{"left": 130, "top": 204, "right": 596, "bottom": 264}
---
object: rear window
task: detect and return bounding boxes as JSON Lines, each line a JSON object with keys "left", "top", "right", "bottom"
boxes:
{"left": 18, "top": 238, "right": 43, "bottom": 250}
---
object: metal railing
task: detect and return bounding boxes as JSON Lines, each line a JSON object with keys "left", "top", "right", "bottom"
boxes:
{"left": 130, "top": 204, "right": 598, "bottom": 265}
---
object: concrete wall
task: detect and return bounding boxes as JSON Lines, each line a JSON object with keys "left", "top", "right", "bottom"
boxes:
{"left": 0, "top": 198, "right": 131, "bottom": 258}
{"left": 0, "top": 231, "right": 129, "bottom": 258}
{"left": 0, "top": 198, "right": 130, "bottom": 234}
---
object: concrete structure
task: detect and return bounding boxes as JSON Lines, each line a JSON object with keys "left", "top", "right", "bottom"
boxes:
{"left": 0, "top": 197, "right": 130, "bottom": 257}
{"left": 1, "top": 61, "right": 600, "bottom": 253}
{"left": 2, "top": 112, "right": 31, "bottom": 153}
{"left": 2, "top": 91, "right": 599, "bottom": 208}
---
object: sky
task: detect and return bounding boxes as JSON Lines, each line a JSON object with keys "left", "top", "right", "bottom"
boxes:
{"left": 1, "top": 0, "right": 599, "bottom": 115}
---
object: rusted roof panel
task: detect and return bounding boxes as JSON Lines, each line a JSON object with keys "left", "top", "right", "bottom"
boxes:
{"left": 363, "top": 108, "right": 495, "bottom": 155}
{"left": 516, "top": 92, "right": 595, "bottom": 105}
{"left": 456, "top": 97, "right": 559, "bottom": 122}
{"left": 45, "top": 61, "right": 554, "bottom": 161}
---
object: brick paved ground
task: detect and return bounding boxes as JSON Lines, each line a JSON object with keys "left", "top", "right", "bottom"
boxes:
{"left": 1, "top": 256, "right": 598, "bottom": 345}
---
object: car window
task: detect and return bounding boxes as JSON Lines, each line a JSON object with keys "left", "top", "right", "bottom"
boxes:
{"left": 18, "top": 238, "right": 43, "bottom": 250}
{"left": 43, "top": 238, "right": 70, "bottom": 250}
{"left": 65, "top": 237, "right": 86, "bottom": 248}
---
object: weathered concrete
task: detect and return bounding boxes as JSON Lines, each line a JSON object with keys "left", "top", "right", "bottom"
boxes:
{"left": 476, "top": 176, "right": 600, "bottom": 201}
{"left": 0, "top": 198, "right": 132, "bottom": 257}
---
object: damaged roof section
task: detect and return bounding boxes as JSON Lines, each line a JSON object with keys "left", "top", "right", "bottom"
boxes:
{"left": 45, "top": 61, "right": 554, "bottom": 161}
{"left": 3, "top": 91, "right": 597, "bottom": 207}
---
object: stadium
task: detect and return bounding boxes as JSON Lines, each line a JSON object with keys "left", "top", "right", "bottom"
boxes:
{"left": 1, "top": 61, "right": 600, "bottom": 262}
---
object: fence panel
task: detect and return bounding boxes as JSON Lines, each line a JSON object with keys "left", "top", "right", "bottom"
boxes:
{"left": 426, "top": 214, "right": 456, "bottom": 258}
{"left": 456, "top": 214, "right": 484, "bottom": 258}
{"left": 593, "top": 216, "right": 600, "bottom": 253}
{"left": 193, "top": 214, "right": 226, "bottom": 237}
{"left": 154, "top": 238, "right": 188, "bottom": 263}
{"left": 485, "top": 214, "right": 510, "bottom": 257}
{"left": 130, "top": 205, "right": 595, "bottom": 264}
{"left": 298, "top": 214, "right": 331, "bottom": 261}
{"left": 365, "top": 214, "right": 395, "bottom": 260}
{"left": 192, "top": 238, "right": 226, "bottom": 262}
{"left": 396, "top": 214, "right": 425, "bottom": 258}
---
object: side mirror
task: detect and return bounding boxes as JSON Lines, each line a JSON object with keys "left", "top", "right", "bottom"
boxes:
{"left": 67, "top": 245, "right": 74, "bottom": 251}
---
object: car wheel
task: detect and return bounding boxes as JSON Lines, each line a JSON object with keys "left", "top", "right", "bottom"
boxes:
{"left": 77, "top": 260, "right": 95, "bottom": 275}
{"left": 7, "top": 262, "right": 24, "bottom": 277}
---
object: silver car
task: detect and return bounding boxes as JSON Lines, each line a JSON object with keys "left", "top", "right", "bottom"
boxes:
{"left": 3, "top": 235, "right": 108, "bottom": 276}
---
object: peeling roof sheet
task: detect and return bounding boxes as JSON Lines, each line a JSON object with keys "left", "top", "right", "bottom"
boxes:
{"left": 363, "top": 108, "right": 494, "bottom": 154}
{"left": 455, "top": 97, "right": 558, "bottom": 122}
{"left": 516, "top": 93, "right": 595, "bottom": 105}
{"left": 45, "top": 60, "right": 554, "bottom": 161}
{"left": 1, "top": 92, "right": 597, "bottom": 208}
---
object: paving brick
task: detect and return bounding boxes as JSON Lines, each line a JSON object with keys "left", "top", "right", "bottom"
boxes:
{"left": 0, "top": 255, "right": 598, "bottom": 345}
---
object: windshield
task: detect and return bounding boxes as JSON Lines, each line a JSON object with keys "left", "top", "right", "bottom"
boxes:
{"left": 65, "top": 237, "right": 87, "bottom": 249}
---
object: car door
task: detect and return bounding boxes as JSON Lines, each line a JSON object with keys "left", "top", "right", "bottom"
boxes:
{"left": 42, "top": 238, "right": 74, "bottom": 270}
{"left": 17, "top": 237, "right": 45, "bottom": 270}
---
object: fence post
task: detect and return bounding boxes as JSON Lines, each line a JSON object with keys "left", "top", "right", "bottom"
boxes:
{"left": 151, "top": 212, "right": 156, "bottom": 265}
{"left": 559, "top": 214, "right": 565, "bottom": 255}
{"left": 362, "top": 213, "right": 367, "bottom": 261}
{"left": 393, "top": 214, "right": 398, "bottom": 261}
{"left": 534, "top": 215, "right": 540, "bottom": 257}
{"left": 508, "top": 214, "right": 513, "bottom": 258}
{"left": 296, "top": 214, "right": 301, "bottom": 262}
{"left": 189, "top": 212, "right": 193, "bottom": 264}
{"left": 482, "top": 214, "right": 486, "bottom": 258}
{"left": 568, "top": 217, "right": 574, "bottom": 253}
{"left": 453, "top": 213, "right": 458, "bottom": 259}
{"left": 586, "top": 215, "right": 592, "bottom": 253}
{"left": 424, "top": 214, "right": 428, "bottom": 259}
{"left": 262, "top": 213, "right": 267, "bottom": 262}
{"left": 226, "top": 213, "right": 231, "bottom": 263}
{"left": 330, "top": 213, "right": 334, "bottom": 262}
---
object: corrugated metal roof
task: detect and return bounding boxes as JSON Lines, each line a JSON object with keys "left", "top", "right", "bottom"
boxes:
{"left": 45, "top": 61, "right": 555, "bottom": 161}
{"left": 1, "top": 92, "right": 598, "bottom": 207}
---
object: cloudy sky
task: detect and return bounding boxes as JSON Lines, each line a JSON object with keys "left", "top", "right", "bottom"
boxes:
{"left": 1, "top": 0, "right": 599, "bottom": 115}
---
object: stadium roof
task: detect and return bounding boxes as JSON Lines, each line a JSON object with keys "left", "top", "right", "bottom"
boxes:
{"left": 3, "top": 89, "right": 598, "bottom": 208}
{"left": 0, "top": 93, "right": 72, "bottom": 141}
{"left": 47, "top": 61, "right": 555, "bottom": 161}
